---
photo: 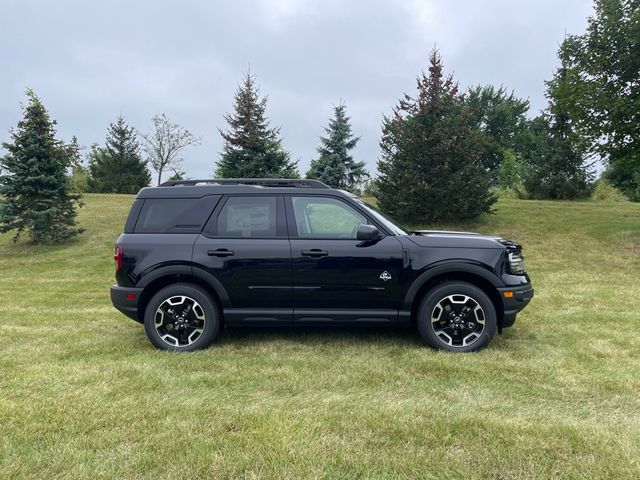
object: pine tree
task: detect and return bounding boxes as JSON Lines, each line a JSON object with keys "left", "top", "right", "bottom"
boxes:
{"left": 377, "top": 49, "right": 495, "bottom": 223}
{"left": 216, "top": 72, "right": 298, "bottom": 178}
{"left": 520, "top": 62, "right": 594, "bottom": 200}
{"left": 0, "top": 90, "right": 84, "bottom": 243}
{"left": 88, "top": 116, "right": 151, "bottom": 194}
{"left": 306, "top": 103, "right": 368, "bottom": 191}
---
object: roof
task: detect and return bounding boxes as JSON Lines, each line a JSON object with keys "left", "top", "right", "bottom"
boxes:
{"left": 160, "top": 178, "right": 329, "bottom": 188}
{"left": 136, "top": 178, "right": 344, "bottom": 199}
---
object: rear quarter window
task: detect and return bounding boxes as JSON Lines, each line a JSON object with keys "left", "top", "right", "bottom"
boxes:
{"left": 134, "top": 196, "right": 220, "bottom": 233}
{"left": 124, "top": 199, "right": 143, "bottom": 233}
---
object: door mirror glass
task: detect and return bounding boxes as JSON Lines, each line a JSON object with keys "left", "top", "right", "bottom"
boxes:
{"left": 356, "top": 224, "right": 381, "bottom": 241}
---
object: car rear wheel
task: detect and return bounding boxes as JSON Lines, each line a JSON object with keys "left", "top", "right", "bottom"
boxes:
{"left": 144, "top": 283, "right": 220, "bottom": 351}
{"left": 417, "top": 282, "right": 497, "bottom": 352}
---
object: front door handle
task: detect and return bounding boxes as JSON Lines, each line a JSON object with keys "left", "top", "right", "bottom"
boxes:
{"left": 301, "top": 249, "right": 328, "bottom": 258}
{"left": 208, "top": 248, "right": 234, "bottom": 257}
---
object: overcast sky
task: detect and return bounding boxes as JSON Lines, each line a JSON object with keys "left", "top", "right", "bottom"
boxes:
{"left": 1, "top": 0, "right": 594, "bottom": 179}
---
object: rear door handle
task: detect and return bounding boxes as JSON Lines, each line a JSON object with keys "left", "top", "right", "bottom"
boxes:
{"left": 208, "top": 248, "right": 234, "bottom": 257}
{"left": 301, "top": 249, "right": 328, "bottom": 257}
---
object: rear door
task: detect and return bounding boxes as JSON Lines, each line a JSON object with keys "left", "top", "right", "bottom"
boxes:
{"left": 117, "top": 196, "right": 220, "bottom": 287}
{"left": 192, "top": 195, "right": 293, "bottom": 323}
{"left": 286, "top": 195, "right": 404, "bottom": 323}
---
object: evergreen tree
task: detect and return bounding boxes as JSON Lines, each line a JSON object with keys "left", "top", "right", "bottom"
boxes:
{"left": 88, "top": 116, "right": 151, "bottom": 193}
{"left": 65, "top": 136, "right": 90, "bottom": 193}
{"left": 520, "top": 62, "right": 594, "bottom": 200}
{"left": 0, "top": 90, "right": 83, "bottom": 243}
{"left": 559, "top": 0, "right": 640, "bottom": 200}
{"left": 216, "top": 72, "right": 298, "bottom": 178}
{"left": 306, "top": 103, "right": 368, "bottom": 191}
{"left": 377, "top": 49, "right": 495, "bottom": 223}
{"left": 64, "top": 135, "right": 83, "bottom": 171}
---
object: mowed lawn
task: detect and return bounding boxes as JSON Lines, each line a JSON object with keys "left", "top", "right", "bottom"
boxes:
{"left": 1, "top": 193, "right": 639, "bottom": 479}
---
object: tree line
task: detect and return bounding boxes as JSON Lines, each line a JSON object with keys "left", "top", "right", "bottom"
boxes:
{"left": 0, "top": 0, "right": 637, "bottom": 243}
{"left": 77, "top": 72, "right": 368, "bottom": 192}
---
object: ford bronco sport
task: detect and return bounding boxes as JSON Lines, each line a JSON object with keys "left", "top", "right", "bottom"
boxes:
{"left": 111, "top": 178, "right": 533, "bottom": 352}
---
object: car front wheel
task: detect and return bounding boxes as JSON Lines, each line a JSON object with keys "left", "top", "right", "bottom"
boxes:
{"left": 143, "top": 283, "right": 220, "bottom": 351}
{"left": 417, "top": 282, "right": 497, "bottom": 352}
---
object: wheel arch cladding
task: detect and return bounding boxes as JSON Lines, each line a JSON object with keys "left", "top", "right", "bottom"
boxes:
{"left": 137, "top": 268, "right": 230, "bottom": 321}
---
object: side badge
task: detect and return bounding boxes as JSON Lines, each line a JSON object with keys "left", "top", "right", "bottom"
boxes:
{"left": 379, "top": 271, "right": 392, "bottom": 282}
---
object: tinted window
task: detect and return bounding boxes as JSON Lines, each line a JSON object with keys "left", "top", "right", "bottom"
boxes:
{"left": 134, "top": 196, "right": 220, "bottom": 233}
{"left": 124, "top": 199, "right": 143, "bottom": 233}
{"left": 217, "top": 196, "right": 277, "bottom": 238}
{"left": 292, "top": 196, "right": 366, "bottom": 239}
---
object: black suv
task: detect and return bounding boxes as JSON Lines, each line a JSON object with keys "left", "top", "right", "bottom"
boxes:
{"left": 111, "top": 179, "right": 533, "bottom": 352}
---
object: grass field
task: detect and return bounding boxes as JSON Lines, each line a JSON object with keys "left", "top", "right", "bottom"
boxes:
{"left": 1, "top": 193, "right": 639, "bottom": 479}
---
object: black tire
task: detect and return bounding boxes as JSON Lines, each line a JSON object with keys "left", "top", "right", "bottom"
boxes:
{"left": 143, "top": 283, "right": 220, "bottom": 352}
{"left": 416, "top": 282, "right": 497, "bottom": 352}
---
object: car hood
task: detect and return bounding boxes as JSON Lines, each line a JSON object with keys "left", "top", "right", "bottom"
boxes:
{"left": 407, "top": 230, "right": 517, "bottom": 250}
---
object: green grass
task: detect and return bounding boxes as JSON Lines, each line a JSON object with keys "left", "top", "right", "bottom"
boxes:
{"left": 1, "top": 194, "right": 639, "bottom": 479}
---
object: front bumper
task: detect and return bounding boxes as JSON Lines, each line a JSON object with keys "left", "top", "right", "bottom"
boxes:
{"left": 110, "top": 284, "right": 143, "bottom": 323}
{"left": 498, "top": 283, "right": 534, "bottom": 328}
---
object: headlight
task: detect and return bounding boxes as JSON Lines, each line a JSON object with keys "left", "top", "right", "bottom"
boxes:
{"left": 508, "top": 251, "right": 525, "bottom": 274}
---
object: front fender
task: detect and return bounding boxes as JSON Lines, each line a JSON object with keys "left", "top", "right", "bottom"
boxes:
{"left": 402, "top": 261, "right": 503, "bottom": 310}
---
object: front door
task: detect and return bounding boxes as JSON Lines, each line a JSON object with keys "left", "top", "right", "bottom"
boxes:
{"left": 192, "top": 195, "right": 292, "bottom": 323}
{"left": 286, "top": 195, "right": 404, "bottom": 323}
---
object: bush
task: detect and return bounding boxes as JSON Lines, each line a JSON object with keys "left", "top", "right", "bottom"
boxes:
{"left": 69, "top": 166, "right": 89, "bottom": 193}
{"left": 592, "top": 179, "right": 627, "bottom": 202}
{"left": 495, "top": 188, "right": 519, "bottom": 199}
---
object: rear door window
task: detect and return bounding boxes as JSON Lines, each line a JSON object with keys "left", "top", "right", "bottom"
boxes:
{"left": 134, "top": 196, "right": 220, "bottom": 233}
{"left": 216, "top": 196, "right": 278, "bottom": 238}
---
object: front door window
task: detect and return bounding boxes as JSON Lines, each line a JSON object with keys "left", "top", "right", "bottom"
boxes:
{"left": 291, "top": 196, "right": 366, "bottom": 239}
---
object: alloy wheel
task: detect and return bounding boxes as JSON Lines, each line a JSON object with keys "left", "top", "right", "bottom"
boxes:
{"left": 430, "top": 294, "right": 486, "bottom": 348}
{"left": 154, "top": 295, "right": 206, "bottom": 347}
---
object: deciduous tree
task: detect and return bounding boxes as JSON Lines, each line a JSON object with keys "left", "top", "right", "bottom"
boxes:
{"left": 559, "top": 0, "right": 640, "bottom": 200}
{"left": 465, "top": 85, "right": 529, "bottom": 185}
{"left": 520, "top": 62, "right": 594, "bottom": 200}
{"left": 142, "top": 114, "right": 200, "bottom": 186}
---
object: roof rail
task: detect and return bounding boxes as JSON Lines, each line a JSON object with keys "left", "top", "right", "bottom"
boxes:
{"left": 159, "top": 178, "right": 330, "bottom": 189}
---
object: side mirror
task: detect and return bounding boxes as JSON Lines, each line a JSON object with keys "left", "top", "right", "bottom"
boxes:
{"left": 356, "top": 224, "right": 381, "bottom": 241}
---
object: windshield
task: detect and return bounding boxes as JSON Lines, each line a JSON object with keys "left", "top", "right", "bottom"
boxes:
{"left": 355, "top": 199, "right": 408, "bottom": 236}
